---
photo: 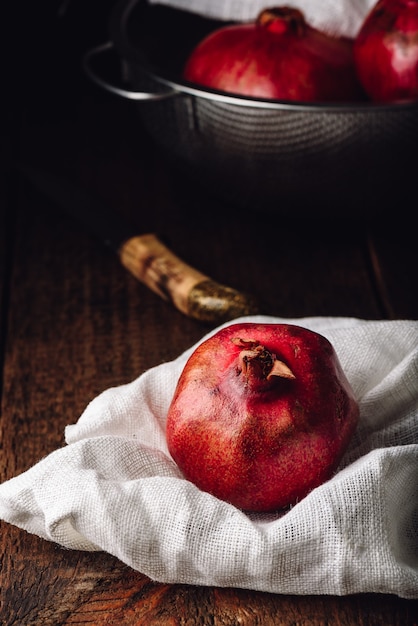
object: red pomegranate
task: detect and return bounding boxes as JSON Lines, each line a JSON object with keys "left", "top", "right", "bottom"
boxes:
{"left": 182, "top": 7, "right": 363, "bottom": 102}
{"left": 166, "top": 322, "right": 359, "bottom": 512}
{"left": 354, "top": 0, "right": 418, "bottom": 102}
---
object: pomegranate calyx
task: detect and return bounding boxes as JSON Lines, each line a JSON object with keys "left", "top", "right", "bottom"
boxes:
{"left": 268, "top": 358, "right": 296, "bottom": 380}
{"left": 257, "top": 7, "right": 306, "bottom": 36}
{"left": 232, "top": 337, "right": 295, "bottom": 385}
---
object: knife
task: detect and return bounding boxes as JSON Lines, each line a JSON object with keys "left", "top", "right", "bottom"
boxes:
{"left": 19, "top": 165, "right": 259, "bottom": 323}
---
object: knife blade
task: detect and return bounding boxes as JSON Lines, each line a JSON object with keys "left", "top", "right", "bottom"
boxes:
{"left": 19, "top": 165, "right": 259, "bottom": 323}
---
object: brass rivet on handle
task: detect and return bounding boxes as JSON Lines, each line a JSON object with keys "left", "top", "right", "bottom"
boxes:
{"left": 187, "top": 280, "right": 259, "bottom": 323}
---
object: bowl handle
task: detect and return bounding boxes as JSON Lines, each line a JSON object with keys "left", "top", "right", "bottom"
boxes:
{"left": 82, "top": 42, "right": 179, "bottom": 102}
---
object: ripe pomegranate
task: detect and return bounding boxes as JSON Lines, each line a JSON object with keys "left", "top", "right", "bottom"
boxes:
{"left": 354, "top": 0, "right": 418, "bottom": 102}
{"left": 166, "top": 322, "right": 359, "bottom": 512}
{"left": 182, "top": 7, "right": 364, "bottom": 102}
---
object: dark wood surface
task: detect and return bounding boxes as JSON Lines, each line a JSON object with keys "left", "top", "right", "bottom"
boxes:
{"left": 1, "top": 2, "right": 417, "bottom": 624}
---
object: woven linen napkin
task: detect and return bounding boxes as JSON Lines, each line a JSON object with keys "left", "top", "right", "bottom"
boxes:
{"left": 0, "top": 316, "right": 417, "bottom": 599}
{"left": 147, "top": 0, "right": 377, "bottom": 37}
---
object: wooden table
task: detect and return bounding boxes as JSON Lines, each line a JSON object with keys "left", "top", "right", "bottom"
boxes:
{"left": 1, "top": 2, "right": 417, "bottom": 624}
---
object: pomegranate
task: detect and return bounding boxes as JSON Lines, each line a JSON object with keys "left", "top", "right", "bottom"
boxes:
{"left": 166, "top": 322, "right": 359, "bottom": 512}
{"left": 354, "top": 0, "right": 418, "bottom": 102}
{"left": 182, "top": 7, "right": 364, "bottom": 102}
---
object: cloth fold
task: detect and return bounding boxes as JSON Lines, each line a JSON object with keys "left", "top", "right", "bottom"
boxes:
{"left": 0, "top": 316, "right": 417, "bottom": 598}
{"left": 147, "top": 0, "right": 378, "bottom": 38}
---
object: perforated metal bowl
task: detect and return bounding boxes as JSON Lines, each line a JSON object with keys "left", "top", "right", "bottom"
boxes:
{"left": 84, "top": 0, "right": 418, "bottom": 217}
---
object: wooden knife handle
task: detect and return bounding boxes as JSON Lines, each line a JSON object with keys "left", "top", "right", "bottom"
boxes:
{"left": 118, "top": 234, "right": 259, "bottom": 323}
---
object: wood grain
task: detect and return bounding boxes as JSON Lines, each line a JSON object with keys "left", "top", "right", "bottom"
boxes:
{"left": 366, "top": 225, "right": 418, "bottom": 320}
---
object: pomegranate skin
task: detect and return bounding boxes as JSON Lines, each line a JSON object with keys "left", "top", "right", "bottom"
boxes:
{"left": 182, "top": 7, "right": 363, "bottom": 102}
{"left": 166, "top": 323, "right": 359, "bottom": 512}
{"left": 354, "top": 0, "right": 418, "bottom": 102}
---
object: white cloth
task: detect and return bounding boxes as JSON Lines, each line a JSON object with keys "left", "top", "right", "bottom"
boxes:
{"left": 0, "top": 316, "right": 417, "bottom": 599}
{"left": 147, "top": 0, "right": 378, "bottom": 37}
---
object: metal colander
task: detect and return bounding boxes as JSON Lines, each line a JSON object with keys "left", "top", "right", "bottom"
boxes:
{"left": 84, "top": 0, "right": 418, "bottom": 217}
